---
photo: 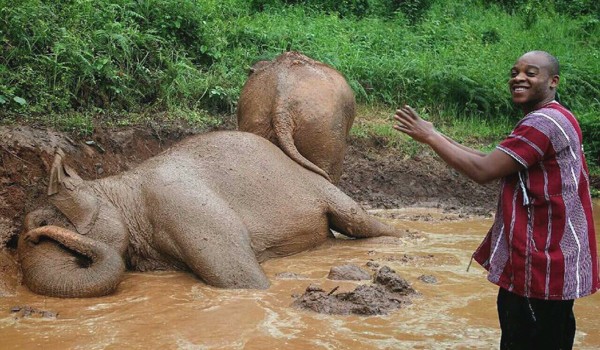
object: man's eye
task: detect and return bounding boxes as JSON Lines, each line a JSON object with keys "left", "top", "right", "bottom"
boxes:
{"left": 527, "top": 71, "right": 537, "bottom": 77}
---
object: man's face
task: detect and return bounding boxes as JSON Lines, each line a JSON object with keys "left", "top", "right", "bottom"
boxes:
{"left": 508, "top": 53, "right": 558, "bottom": 111}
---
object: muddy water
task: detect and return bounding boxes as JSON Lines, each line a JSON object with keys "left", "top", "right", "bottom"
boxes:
{"left": 2, "top": 202, "right": 599, "bottom": 349}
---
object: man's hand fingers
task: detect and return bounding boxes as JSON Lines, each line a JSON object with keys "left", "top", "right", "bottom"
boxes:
{"left": 404, "top": 105, "right": 419, "bottom": 118}
{"left": 392, "top": 124, "right": 413, "bottom": 135}
{"left": 394, "top": 115, "right": 413, "bottom": 130}
{"left": 394, "top": 110, "right": 413, "bottom": 123}
{"left": 393, "top": 113, "right": 407, "bottom": 122}
{"left": 397, "top": 105, "right": 422, "bottom": 122}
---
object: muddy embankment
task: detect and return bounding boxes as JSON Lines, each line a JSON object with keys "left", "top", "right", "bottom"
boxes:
{"left": 0, "top": 121, "right": 500, "bottom": 295}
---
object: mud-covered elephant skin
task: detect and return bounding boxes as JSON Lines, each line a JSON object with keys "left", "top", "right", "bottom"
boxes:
{"left": 237, "top": 51, "right": 356, "bottom": 184}
{"left": 18, "top": 131, "right": 400, "bottom": 298}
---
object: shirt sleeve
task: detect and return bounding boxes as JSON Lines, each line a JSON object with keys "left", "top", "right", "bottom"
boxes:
{"left": 497, "top": 121, "right": 552, "bottom": 168}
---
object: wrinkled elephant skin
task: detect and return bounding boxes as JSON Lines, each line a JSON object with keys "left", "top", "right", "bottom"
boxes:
{"left": 18, "top": 131, "right": 400, "bottom": 298}
{"left": 237, "top": 51, "right": 356, "bottom": 184}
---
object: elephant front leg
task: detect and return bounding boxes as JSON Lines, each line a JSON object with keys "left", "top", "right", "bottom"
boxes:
{"left": 150, "top": 188, "right": 270, "bottom": 289}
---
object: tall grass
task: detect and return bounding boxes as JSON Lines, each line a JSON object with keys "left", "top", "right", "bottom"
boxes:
{"left": 0, "top": 0, "right": 598, "bottom": 164}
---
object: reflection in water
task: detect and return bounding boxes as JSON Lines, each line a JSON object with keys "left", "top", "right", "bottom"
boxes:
{"left": 2, "top": 203, "right": 599, "bottom": 349}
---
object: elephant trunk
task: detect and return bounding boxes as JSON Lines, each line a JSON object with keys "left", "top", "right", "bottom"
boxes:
{"left": 18, "top": 225, "right": 125, "bottom": 298}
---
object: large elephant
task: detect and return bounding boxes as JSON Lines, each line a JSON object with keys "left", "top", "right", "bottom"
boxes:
{"left": 237, "top": 51, "right": 356, "bottom": 184}
{"left": 18, "top": 131, "right": 400, "bottom": 298}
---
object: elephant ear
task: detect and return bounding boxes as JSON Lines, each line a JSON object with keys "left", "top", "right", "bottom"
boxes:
{"left": 47, "top": 149, "right": 99, "bottom": 235}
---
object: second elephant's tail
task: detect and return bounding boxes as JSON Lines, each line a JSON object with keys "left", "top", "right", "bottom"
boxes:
{"left": 272, "top": 107, "right": 332, "bottom": 182}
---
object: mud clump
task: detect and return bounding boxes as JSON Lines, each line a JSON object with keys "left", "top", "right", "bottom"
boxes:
{"left": 293, "top": 266, "right": 416, "bottom": 315}
{"left": 373, "top": 266, "right": 415, "bottom": 294}
{"left": 327, "top": 264, "right": 371, "bottom": 281}
{"left": 275, "top": 272, "right": 309, "bottom": 280}
{"left": 10, "top": 305, "right": 58, "bottom": 319}
{"left": 418, "top": 274, "right": 438, "bottom": 284}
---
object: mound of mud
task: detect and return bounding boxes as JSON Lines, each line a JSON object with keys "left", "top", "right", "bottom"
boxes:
{"left": 327, "top": 264, "right": 371, "bottom": 281}
{"left": 293, "top": 266, "right": 416, "bottom": 315}
{"left": 10, "top": 305, "right": 58, "bottom": 319}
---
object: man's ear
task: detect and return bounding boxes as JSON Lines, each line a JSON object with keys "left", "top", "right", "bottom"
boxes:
{"left": 550, "top": 75, "right": 559, "bottom": 89}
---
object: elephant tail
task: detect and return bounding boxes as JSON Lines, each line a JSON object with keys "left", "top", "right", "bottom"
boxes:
{"left": 272, "top": 108, "right": 332, "bottom": 182}
{"left": 18, "top": 225, "right": 125, "bottom": 298}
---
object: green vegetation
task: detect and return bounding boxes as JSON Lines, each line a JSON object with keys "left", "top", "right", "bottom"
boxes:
{"left": 1, "top": 0, "right": 598, "bottom": 168}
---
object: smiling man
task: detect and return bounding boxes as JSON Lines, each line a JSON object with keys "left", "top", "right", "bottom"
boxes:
{"left": 393, "top": 51, "right": 599, "bottom": 349}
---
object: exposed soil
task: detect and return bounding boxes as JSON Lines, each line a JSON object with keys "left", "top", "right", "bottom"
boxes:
{"left": 292, "top": 265, "right": 416, "bottom": 315}
{"left": 340, "top": 137, "right": 499, "bottom": 213}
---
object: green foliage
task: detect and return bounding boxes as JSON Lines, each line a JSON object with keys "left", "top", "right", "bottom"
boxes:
{"left": 554, "top": 0, "right": 600, "bottom": 18}
{"left": 0, "top": 0, "right": 232, "bottom": 115}
{"left": 0, "top": 0, "right": 598, "bottom": 165}
{"left": 481, "top": 28, "right": 501, "bottom": 45}
{"left": 483, "top": 0, "right": 599, "bottom": 25}
{"left": 250, "top": 0, "right": 370, "bottom": 18}
{"left": 482, "top": 0, "right": 600, "bottom": 28}
{"left": 579, "top": 112, "right": 600, "bottom": 167}
{"left": 250, "top": 0, "right": 432, "bottom": 22}
{"left": 387, "top": 0, "right": 434, "bottom": 24}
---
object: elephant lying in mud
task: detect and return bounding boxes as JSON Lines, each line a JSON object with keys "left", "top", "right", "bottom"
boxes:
{"left": 237, "top": 51, "right": 356, "bottom": 184}
{"left": 18, "top": 131, "right": 400, "bottom": 298}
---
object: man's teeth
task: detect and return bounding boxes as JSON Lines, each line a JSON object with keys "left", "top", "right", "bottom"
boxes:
{"left": 514, "top": 87, "right": 527, "bottom": 92}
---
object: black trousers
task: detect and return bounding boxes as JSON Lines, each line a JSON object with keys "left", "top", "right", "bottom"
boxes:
{"left": 497, "top": 287, "right": 576, "bottom": 350}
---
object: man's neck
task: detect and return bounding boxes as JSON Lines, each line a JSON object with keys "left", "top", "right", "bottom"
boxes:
{"left": 522, "top": 97, "right": 556, "bottom": 115}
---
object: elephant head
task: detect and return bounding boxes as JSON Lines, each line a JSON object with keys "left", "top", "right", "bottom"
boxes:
{"left": 17, "top": 150, "right": 128, "bottom": 298}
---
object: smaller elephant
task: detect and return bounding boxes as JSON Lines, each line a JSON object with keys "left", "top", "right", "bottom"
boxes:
{"left": 18, "top": 131, "right": 401, "bottom": 298}
{"left": 237, "top": 51, "right": 356, "bottom": 184}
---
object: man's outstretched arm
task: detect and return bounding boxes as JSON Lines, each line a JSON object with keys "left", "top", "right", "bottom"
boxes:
{"left": 393, "top": 105, "right": 522, "bottom": 184}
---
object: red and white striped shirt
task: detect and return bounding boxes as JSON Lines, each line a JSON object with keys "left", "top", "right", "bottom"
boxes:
{"left": 473, "top": 101, "right": 599, "bottom": 300}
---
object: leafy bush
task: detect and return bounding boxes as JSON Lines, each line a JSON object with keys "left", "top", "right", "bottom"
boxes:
{"left": 484, "top": 0, "right": 599, "bottom": 20}
{"left": 579, "top": 112, "right": 600, "bottom": 167}
{"left": 386, "top": 0, "right": 434, "bottom": 24}
{"left": 0, "top": 0, "right": 598, "bottom": 156}
{"left": 251, "top": 0, "right": 370, "bottom": 18}
{"left": 554, "top": 0, "right": 600, "bottom": 18}
{"left": 0, "top": 0, "right": 224, "bottom": 114}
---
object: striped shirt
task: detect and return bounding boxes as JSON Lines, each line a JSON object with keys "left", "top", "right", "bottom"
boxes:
{"left": 473, "top": 101, "right": 599, "bottom": 300}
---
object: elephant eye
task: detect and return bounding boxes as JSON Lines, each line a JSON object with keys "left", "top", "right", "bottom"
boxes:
{"left": 39, "top": 220, "right": 48, "bottom": 226}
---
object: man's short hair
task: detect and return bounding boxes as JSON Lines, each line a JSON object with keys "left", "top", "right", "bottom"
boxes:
{"left": 529, "top": 50, "right": 560, "bottom": 76}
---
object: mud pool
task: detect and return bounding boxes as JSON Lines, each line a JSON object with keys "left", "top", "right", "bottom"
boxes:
{"left": 2, "top": 203, "right": 599, "bottom": 349}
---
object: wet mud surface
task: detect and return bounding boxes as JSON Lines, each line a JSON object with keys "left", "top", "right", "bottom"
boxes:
{"left": 1, "top": 208, "right": 598, "bottom": 349}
